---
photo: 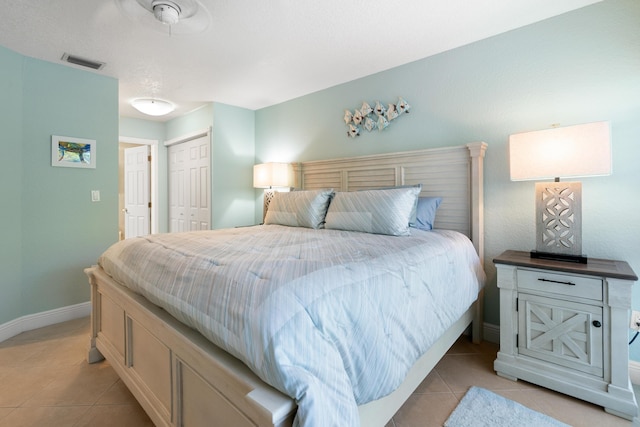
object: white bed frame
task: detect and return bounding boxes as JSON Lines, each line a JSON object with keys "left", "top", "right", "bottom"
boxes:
{"left": 86, "top": 142, "right": 487, "bottom": 427}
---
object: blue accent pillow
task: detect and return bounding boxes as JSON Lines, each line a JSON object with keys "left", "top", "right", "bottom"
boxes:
{"left": 412, "top": 197, "right": 442, "bottom": 231}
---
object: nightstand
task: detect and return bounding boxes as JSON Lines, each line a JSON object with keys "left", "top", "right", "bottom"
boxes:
{"left": 493, "top": 250, "right": 639, "bottom": 421}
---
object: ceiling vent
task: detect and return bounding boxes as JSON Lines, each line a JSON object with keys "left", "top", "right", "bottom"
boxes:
{"left": 61, "top": 53, "right": 106, "bottom": 70}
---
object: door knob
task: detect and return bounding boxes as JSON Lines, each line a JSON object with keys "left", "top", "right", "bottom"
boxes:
{"left": 592, "top": 320, "right": 602, "bottom": 328}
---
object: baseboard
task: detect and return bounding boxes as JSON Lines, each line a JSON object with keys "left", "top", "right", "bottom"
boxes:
{"left": 0, "top": 301, "right": 91, "bottom": 343}
{"left": 630, "top": 361, "right": 640, "bottom": 385}
{"left": 483, "top": 322, "right": 500, "bottom": 344}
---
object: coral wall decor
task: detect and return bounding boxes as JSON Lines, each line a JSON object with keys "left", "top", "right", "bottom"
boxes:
{"left": 344, "top": 97, "right": 410, "bottom": 138}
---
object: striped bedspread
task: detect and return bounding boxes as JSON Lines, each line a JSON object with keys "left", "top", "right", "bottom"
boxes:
{"left": 98, "top": 225, "right": 485, "bottom": 426}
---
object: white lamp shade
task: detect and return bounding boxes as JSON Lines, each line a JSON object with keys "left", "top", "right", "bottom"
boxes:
{"left": 509, "top": 121, "right": 611, "bottom": 181}
{"left": 131, "top": 98, "right": 175, "bottom": 116}
{"left": 253, "top": 162, "right": 293, "bottom": 188}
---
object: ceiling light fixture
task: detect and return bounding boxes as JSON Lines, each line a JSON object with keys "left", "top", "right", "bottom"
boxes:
{"left": 152, "top": 1, "right": 181, "bottom": 25}
{"left": 131, "top": 98, "right": 175, "bottom": 116}
{"left": 118, "top": 0, "right": 209, "bottom": 35}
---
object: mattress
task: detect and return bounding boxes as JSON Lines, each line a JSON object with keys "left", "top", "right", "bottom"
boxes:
{"left": 98, "top": 224, "right": 485, "bottom": 426}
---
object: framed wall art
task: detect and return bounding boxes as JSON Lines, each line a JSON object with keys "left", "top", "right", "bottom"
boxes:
{"left": 51, "top": 135, "right": 96, "bottom": 169}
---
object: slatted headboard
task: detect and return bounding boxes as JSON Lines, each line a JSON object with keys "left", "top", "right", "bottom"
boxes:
{"left": 293, "top": 142, "right": 487, "bottom": 261}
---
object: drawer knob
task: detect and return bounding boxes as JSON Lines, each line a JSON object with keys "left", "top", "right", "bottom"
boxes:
{"left": 592, "top": 320, "right": 602, "bottom": 328}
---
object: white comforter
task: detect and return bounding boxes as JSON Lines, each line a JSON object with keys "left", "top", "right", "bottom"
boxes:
{"left": 98, "top": 225, "right": 485, "bottom": 426}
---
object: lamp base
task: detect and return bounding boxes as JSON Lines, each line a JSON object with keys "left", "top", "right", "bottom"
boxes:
{"left": 530, "top": 250, "right": 588, "bottom": 264}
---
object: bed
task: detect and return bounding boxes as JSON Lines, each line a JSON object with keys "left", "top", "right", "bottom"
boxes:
{"left": 85, "top": 141, "right": 487, "bottom": 427}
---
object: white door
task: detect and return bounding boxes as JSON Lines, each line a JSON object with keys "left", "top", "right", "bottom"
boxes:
{"left": 168, "top": 135, "right": 210, "bottom": 232}
{"left": 124, "top": 145, "right": 150, "bottom": 238}
{"left": 188, "top": 137, "right": 210, "bottom": 230}
{"left": 169, "top": 143, "right": 188, "bottom": 232}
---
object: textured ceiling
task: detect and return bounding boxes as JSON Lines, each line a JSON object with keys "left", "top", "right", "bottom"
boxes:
{"left": 0, "top": 0, "right": 601, "bottom": 121}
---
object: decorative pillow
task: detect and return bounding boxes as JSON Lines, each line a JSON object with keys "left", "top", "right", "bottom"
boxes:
{"left": 264, "top": 189, "right": 334, "bottom": 229}
{"left": 360, "top": 184, "right": 422, "bottom": 227}
{"left": 412, "top": 197, "right": 442, "bottom": 231}
{"left": 325, "top": 186, "right": 421, "bottom": 236}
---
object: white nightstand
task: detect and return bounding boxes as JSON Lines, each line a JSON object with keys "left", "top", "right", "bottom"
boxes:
{"left": 493, "top": 250, "right": 639, "bottom": 421}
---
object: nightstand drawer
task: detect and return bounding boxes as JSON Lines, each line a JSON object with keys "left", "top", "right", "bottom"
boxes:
{"left": 517, "top": 269, "right": 602, "bottom": 301}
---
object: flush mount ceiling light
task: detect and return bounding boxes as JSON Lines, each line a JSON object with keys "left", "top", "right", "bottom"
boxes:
{"left": 152, "top": 1, "right": 181, "bottom": 25}
{"left": 131, "top": 98, "right": 175, "bottom": 116}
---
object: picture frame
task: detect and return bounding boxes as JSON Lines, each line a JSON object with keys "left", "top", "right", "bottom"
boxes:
{"left": 51, "top": 135, "right": 96, "bottom": 169}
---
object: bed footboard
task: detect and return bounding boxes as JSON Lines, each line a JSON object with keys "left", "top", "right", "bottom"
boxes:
{"left": 86, "top": 266, "right": 296, "bottom": 427}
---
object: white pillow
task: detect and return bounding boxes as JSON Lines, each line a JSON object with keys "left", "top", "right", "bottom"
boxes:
{"left": 325, "top": 186, "right": 421, "bottom": 236}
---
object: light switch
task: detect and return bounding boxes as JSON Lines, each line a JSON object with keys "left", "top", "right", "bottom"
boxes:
{"left": 91, "top": 190, "right": 100, "bottom": 202}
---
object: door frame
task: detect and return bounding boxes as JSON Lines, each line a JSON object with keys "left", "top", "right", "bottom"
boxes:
{"left": 120, "top": 136, "right": 159, "bottom": 235}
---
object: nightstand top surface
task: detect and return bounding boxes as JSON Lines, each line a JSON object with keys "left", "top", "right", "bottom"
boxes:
{"left": 494, "top": 250, "right": 638, "bottom": 281}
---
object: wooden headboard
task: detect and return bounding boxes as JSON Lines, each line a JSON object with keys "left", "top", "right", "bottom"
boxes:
{"left": 293, "top": 142, "right": 487, "bottom": 261}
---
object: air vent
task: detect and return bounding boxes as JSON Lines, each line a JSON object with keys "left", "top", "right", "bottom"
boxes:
{"left": 61, "top": 53, "right": 105, "bottom": 70}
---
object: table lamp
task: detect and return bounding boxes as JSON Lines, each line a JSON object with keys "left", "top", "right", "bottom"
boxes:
{"left": 253, "top": 162, "right": 294, "bottom": 222}
{"left": 509, "top": 121, "right": 611, "bottom": 263}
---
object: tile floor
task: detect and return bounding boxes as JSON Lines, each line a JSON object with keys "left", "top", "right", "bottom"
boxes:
{"left": 0, "top": 317, "right": 636, "bottom": 427}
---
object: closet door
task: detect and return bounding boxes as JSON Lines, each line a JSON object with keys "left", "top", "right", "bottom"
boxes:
{"left": 187, "top": 137, "right": 210, "bottom": 231}
{"left": 168, "top": 132, "right": 211, "bottom": 233}
{"left": 168, "top": 143, "right": 188, "bottom": 232}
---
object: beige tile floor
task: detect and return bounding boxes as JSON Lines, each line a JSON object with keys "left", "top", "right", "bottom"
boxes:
{"left": 0, "top": 317, "right": 636, "bottom": 427}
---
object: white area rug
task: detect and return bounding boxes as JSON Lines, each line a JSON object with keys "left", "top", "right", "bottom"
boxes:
{"left": 444, "top": 386, "right": 570, "bottom": 427}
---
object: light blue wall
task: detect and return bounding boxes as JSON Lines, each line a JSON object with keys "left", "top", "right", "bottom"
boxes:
{"left": 255, "top": 1, "right": 640, "bottom": 357}
{"left": 211, "top": 103, "right": 256, "bottom": 228}
{"left": 0, "top": 46, "right": 24, "bottom": 324}
{"left": 165, "top": 104, "right": 214, "bottom": 142}
{"left": 21, "top": 58, "right": 119, "bottom": 315}
{"left": 0, "top": 49, "right": 119, "bottom": 322}
{"left": 120, "top": 116, "right": 166, "bottom": 142}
